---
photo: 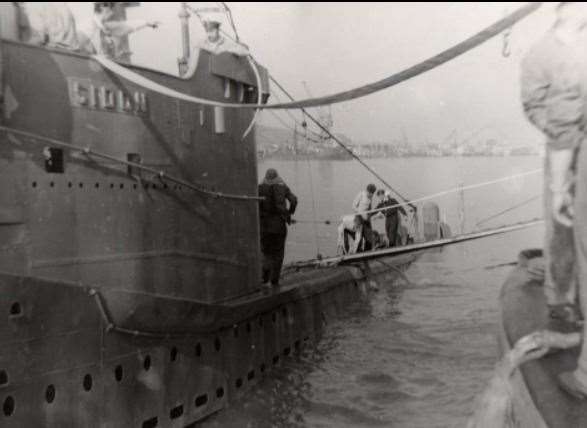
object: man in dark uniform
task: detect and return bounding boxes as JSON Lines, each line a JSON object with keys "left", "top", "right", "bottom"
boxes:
{"left": 375, "top": 189, "right": 407, "bottom": 247}
{"left": 258, "top": 168, "right": 297, "bottom": 288}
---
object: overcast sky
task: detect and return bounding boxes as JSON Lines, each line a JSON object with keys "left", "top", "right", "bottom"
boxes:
{"left": 67, "top": 2, "right": 556, "bottom": 146}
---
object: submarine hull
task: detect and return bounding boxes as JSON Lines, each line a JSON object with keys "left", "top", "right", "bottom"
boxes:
{"left": 0, "top": 254, "right": 415, "bottom": 427}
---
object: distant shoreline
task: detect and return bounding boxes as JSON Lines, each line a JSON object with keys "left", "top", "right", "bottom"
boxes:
{"left": 258, "top": 153, "right": 541, "bottom": 161}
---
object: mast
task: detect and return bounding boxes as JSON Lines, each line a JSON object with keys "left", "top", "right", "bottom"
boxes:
{"left": 178, "top": 2, "right": 191, "bottom": 76}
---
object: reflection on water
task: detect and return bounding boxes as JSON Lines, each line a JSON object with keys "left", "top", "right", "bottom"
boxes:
{"left": 206, "top": 157, "right": 543, "bottom": 427}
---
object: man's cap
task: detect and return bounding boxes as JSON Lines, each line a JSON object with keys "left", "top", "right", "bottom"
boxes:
{"left": 203, "top": 19, "right": 222, "bottom": 31}
{"left": 265, "top": 168, "right": 279, "bottom": 180}
{"left": 367, "top": 183, "right": 377, "bottom": 193}
{"left": 94, "top": 2, "right": 115, "bottom": 12}
{"left": 94, "top": 2, "right": 115, "bottom": 8}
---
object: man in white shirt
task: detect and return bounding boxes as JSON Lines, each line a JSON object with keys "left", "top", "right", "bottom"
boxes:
{"left": 20, "top": 3, "right": 79, "bottom": 50}
{"left": 77, "top": 2, "right": 159, "bottom": 60}
{"left": 352, "top": 184, "right": 376, "bottom": 221}
{"left": 337, "top": 215, "right": 366, "bottom": 255}
{"left": 196, "top": 19, "right": 250, "bottom": 56}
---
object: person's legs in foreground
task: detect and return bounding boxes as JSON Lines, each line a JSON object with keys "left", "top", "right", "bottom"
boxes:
{"left": 543, "top": 152, "right": 577, "bottom": 321}
{"left": 559, "top": 145, "right": 587, "bottom": 396}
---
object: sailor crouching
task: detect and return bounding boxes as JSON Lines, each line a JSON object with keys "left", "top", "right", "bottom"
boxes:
{"left": 258, "top": 169, "right": 298, "bottom": 288}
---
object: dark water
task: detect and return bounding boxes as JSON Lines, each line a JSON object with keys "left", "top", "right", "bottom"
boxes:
{"left": 205, "top": 157, "right": 543, "bottom": 427}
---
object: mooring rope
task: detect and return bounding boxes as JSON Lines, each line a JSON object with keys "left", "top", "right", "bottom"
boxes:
{"left": 466, "top": 330, "right": 581, "bottom": 428}
{"left": 94, "top": 3, "right": 541, "bottom": 110}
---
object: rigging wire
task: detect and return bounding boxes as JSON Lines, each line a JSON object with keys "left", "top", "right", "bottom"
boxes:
{"left": 269, "top": 91, "right": 324, "bottom": 140}
{"left": 343, "top": 168, "right": 543, "bottom": 219}
{"left": 291, "top": 168, "right": 543, "bottom": 225}
{"left": 264, "top": 110, "right": 322, "bottom": 144}
{"left": 209, "top": 12, "right": 417, "bottom": 210}
{"left": 268, "top": 75, "right": 416, "bottom": 210}
{"left": 305, "top": 155, "right": 322, "bottom": 259}
{"left": 475, "top": 194, "right": 541, "bottom": 228}
{"left": 218, "top": 2, "right": 240, "bottom": 42}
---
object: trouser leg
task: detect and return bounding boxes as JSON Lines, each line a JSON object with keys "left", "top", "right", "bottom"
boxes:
{"left": 386, "top": 216, "right": 399, "bottom": 247}
{"left": 260, "top": 233, "right": 271, "bottom": 283}
{"left": 343, "top": 229, "right": 356, "bottom": 253}
{"left": 544, "top": 152, "right": 576, "bottom": 306}
{"left": 572, "top": 145, "right": 587, "bottom": 385}
{"left": 363, "top": 223, "right": 372, "bottom": 251}
{"left": 269, "top": 233, "right": 286, "bottom": 285}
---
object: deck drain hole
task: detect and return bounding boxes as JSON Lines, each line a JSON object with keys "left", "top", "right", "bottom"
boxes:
{"left": 233, "top": 326, "right": 239, "bottom": 338}
{"left": 0, "top": 371, "right": 7, "bottom": 386}
{"left": 142, "top": 416, "right": 158, "bottom": 428}
{"left": 9, "top": 302, "right": 21, "bottom": 317}
{"left": 216, "top": 387, "right": 225, "bottom": 399}
{"left": 115, "top": 365, "right": 123, "bottom": 382}
{"left": 143, "top": 355, "right": 151, "bottom": 371}
{"left": 169, "top": 404, "right": 183, "bottom": 419}
{"left": 195, "top": 394, "right": 208, "bottom": 407}
{"left": 246, "top": 322, "right": 251, "bottom": 333}
{"left": 170, "top": 347, "right": 178, "bottom": 362}
{"left": 260, "top": 364, "right": 266, "bottom": 373}
{"left": 272, "top": 355, "right": 279, "bottom": 365}
{"left": 283, "top": 347, "right": 291, "bottom": 356}
{"left": 45, "top": 385, "right": 55, "bottom": 404}
{"left": 83, "top": 374, "right": 92, "bottom": 391}
{"left": 195, "top": 343, "right": 202, "bottom": 357}
{"left": 235, "top": 378, "right": 243, "bottom": 388}
{"left": 3, "top": 396, "right": 14, "bottom": 416}
{"left": 247, "top": 370, "right": 255, "bottom": 381}
{"left": 272, "top": 313, "right": 277, "bottom": 323}
{"left": 214, "top": 337, "right": 221, "bottom": 352}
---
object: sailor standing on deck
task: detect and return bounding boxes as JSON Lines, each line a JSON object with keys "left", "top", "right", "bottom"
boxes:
{"left": 521, "top": 2, "right": 587, "bottom": 397}
{"left": 352, "top": 184, "right": 377, "bottom": 250}
{"left": 20, "top": 2, "right": 79, "bottom": 50}
{"left": 374, "top": 189, "right": 407, "bottom": 247}
{"left": 258, "top": 169, "right": 298, "bottom": 288}
{"left": 77, "top": 2, "right": 160, "bottom": 60}
{"left": 196, "top": 19, "right": 250, "bottom": 56}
